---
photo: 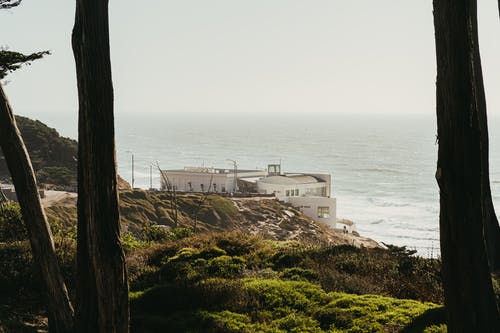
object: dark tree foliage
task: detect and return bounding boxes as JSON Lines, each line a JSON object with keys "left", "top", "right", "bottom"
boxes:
{"left": 0, "top": 116, "right": 78, "bottom": 186}
{"left": 0, "top": 0, "right": 21, "bottom": 9}
{"left": 0, "top": 50, "right": 49, "bottom": 79}
{"left": 0, "top": 0, "right": 49, "bottom": 81}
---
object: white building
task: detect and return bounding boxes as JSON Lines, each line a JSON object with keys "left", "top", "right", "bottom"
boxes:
{"left": 160, "top": 167, "right": 267, "bottom": 193}
{"left": 252, "top": 165, "right": 337, "bottom": 229}
{"left": 160, "top": 164, "right": 338, "bottom": 229}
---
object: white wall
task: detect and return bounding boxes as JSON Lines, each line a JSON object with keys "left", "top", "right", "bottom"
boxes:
{"left": 161, "top": 172, "right": 232, "bottom": 192}
{"left": 256, "top": 181, "right": 327, "bottom": 200}
{"left": 287, "top": 196, "right": 337, "bottom": 229}
{"left": 161, "top": 170, "right": 267, "bottom": 193}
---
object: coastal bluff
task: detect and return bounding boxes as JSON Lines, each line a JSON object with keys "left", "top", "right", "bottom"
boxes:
{"left": 46, "top": 190, "right": 379, "bottom": 248}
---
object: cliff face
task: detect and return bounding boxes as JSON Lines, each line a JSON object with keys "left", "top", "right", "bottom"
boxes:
{"left": 46, "top": 190, "right": 379, "bottom": 247}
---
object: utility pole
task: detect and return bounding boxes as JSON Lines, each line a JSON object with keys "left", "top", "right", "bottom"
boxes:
{"left": 226, "top": 159, "right": 238, "bottom": 193}
{"left": 149, "top": 163, "right": 153, "bottom": 190}
{"left": 127, "top": 150, "right": 134, "bottom": 189}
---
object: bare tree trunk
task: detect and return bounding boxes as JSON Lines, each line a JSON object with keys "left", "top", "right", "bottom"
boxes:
{"left": 0, "top": 83, "right": 74, "bottom": 333}
{"left": 433, "top": 0, "right": 500, "bottom": 331}
{"left": 72, "top": 1, "right": 129, "bottom": 332}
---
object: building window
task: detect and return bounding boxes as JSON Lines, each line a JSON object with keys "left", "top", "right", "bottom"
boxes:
{"left": 213, "top": 183, "right": 217, "bottom": 192}
{"left": 286, "top": 190, "right": 290, "bottom": 196}
{"left": 295, "top": 189, "right": 299, "bottom": 196}
{"left": 221, "top": 186, "right": 226, "bottom": 193}
{"left": 317, "top": 206, "right": 330, "bottom": 218}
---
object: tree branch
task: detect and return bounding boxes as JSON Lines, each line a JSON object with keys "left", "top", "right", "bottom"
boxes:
{"left": 0, "top": 0, "right": 21, "bottom": 9}
{"left": 0, "top": 50, "right": 50, "bottom": 79}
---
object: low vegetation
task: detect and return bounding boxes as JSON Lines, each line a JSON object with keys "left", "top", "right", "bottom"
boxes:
{"left": 50, "top": 190, "right": 376, "bottom": 247}
{"left": 0, "top": 201, "right": 472, "bottom": 332}
{"left": 126, "top": 232, "right": 446, "bottom": 332}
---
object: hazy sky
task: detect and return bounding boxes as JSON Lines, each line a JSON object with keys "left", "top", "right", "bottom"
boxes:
{"left": 2, "top": 0, "right": 500, "bottom": 119}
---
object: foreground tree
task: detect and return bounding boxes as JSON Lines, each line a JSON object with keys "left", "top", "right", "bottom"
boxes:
{"left": 0, "top": 2, "right": 74, "bottom": 332}
{"left": 433, "top": 0, "right": 500, "bottom": 331}
{"left": 72, "top": 0, "right": 129, "bottom": 332}
{"left": 0, "top": 84, "right": 75, "bottom": 333}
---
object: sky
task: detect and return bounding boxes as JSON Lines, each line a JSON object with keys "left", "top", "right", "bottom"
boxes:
{"left": 1, "top": 0, "right": 500, "bottom": 122}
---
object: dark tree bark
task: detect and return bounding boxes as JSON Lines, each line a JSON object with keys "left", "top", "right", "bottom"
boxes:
{"left": 72, "top": 1, "right": 129, "bottom": 332}
{"left": 0, "top": 83, "right": 74, "bottom": 333}
{"left": 433, "top": 0, "right": 500, "bottom": 332}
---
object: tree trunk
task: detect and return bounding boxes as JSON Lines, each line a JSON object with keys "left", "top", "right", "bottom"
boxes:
{"left": 433, "top": 0, "right": 500, "bottom": 331}
{"left": 72, "top": 1, "right": 129, "bottom": 332}
{"left": 0, "top": 83, "right": 74, "bottom": 333}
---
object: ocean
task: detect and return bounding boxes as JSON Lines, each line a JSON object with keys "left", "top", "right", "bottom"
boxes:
{"left": 41, "top": 112, "right": 500, "bottom": 256}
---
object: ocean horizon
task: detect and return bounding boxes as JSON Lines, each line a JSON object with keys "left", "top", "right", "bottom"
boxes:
{"left": 25, "top": 111, "right": 500, "bottom": 256}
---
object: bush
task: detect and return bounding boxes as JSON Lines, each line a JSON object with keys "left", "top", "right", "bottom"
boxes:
{"left": 281, "top": 267, "right": 318, "bottom": 282}
{"left": 124, "top": 233, "right": 445, "bottom": 332}
{"left": 207, "top": 255, "right": 246, "bottom": 278}
{"left": 423, "top": 324, "right": 447, "bottom": 333}
{"left": 122, "top": 232, "right": 149, "bottom": 252}
{"left": 0, "top": 242, "right": 36, "bottom": 296}
{"left": 0, "top": 202, "right": 27, "bottom": 243}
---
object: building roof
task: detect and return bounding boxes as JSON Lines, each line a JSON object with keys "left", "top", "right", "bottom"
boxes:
{"left": 258, "top": 175, "right": 324, "bottom": 185}
{"left": 162, "top": 167, "right": 266, "bottom": 175}
{"left": 238, "top": 177, "right": 262, "bottom": 184}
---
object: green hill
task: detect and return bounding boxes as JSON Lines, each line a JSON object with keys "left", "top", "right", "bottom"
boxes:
{"left": 0, "top": 116, "right": 77, "bottom": 187}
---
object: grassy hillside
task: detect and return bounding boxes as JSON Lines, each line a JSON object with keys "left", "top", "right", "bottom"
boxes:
{"left": 47, "top": 190, "right": 379, "bottom": 247}
{"left": 0, "top": 115, "right": 77, "bottom": 187}
{"left": 1, "top": 196, "right": 452, "bottom": 332}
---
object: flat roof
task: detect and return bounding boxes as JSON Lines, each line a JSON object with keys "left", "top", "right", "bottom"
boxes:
{"left": 161, "top": 167, "right": 266, "bottom": 175}
{"left": 258, "top": 175, "right": 325, "bottom": 185}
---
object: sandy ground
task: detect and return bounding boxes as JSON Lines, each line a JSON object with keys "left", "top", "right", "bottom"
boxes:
{"left": 232, "top": 196, "right": 381, "bottom": 249}
{"left": 41, "top": 190, "right": 77, "bottom": 207}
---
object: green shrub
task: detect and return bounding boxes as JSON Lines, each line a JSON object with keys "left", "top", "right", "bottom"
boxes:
{"left": 0, "top": 202, "right": 27, "bottom": 243}
{"left": 207, "top": 255, "right": 246, "bottom": 278}
{"left": 244, "top": 279, "right": 328, "bottom": 314}
{"left": 0, "top": 242, "right": 36, "bottom": 296}
{"left": 201, "top": 310, "right": 252, "bottom": 333}
{"left": 121, "top": 232, "right": 149, "bottom": 252}
{"left": 274, "top": 313, "right": 322, "bottom": 333}
{"left": 423, "top": 324, "right": 447, "bottom": 333}
{"left": 141, "top": 225, "right": 171, "bottom": 242}
{"left": 168, "top": 227, "right": 193, "bottom": 240}
{"left": 281, "top": 267, "right": 318, "bottom": 282}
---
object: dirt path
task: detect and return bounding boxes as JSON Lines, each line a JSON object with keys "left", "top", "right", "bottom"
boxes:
{"left": 41, "top": 190, "right": 77, "bottom": 207}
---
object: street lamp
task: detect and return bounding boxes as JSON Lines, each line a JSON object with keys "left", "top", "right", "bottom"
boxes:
{"left": 149, "top": 162, "right": 154, "bottom": 190}
{"left": 226, "top": 159, "right": 238, "bottom": 193}
{"left": 126, "top": 150, "right": 134, "bottom": 189}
